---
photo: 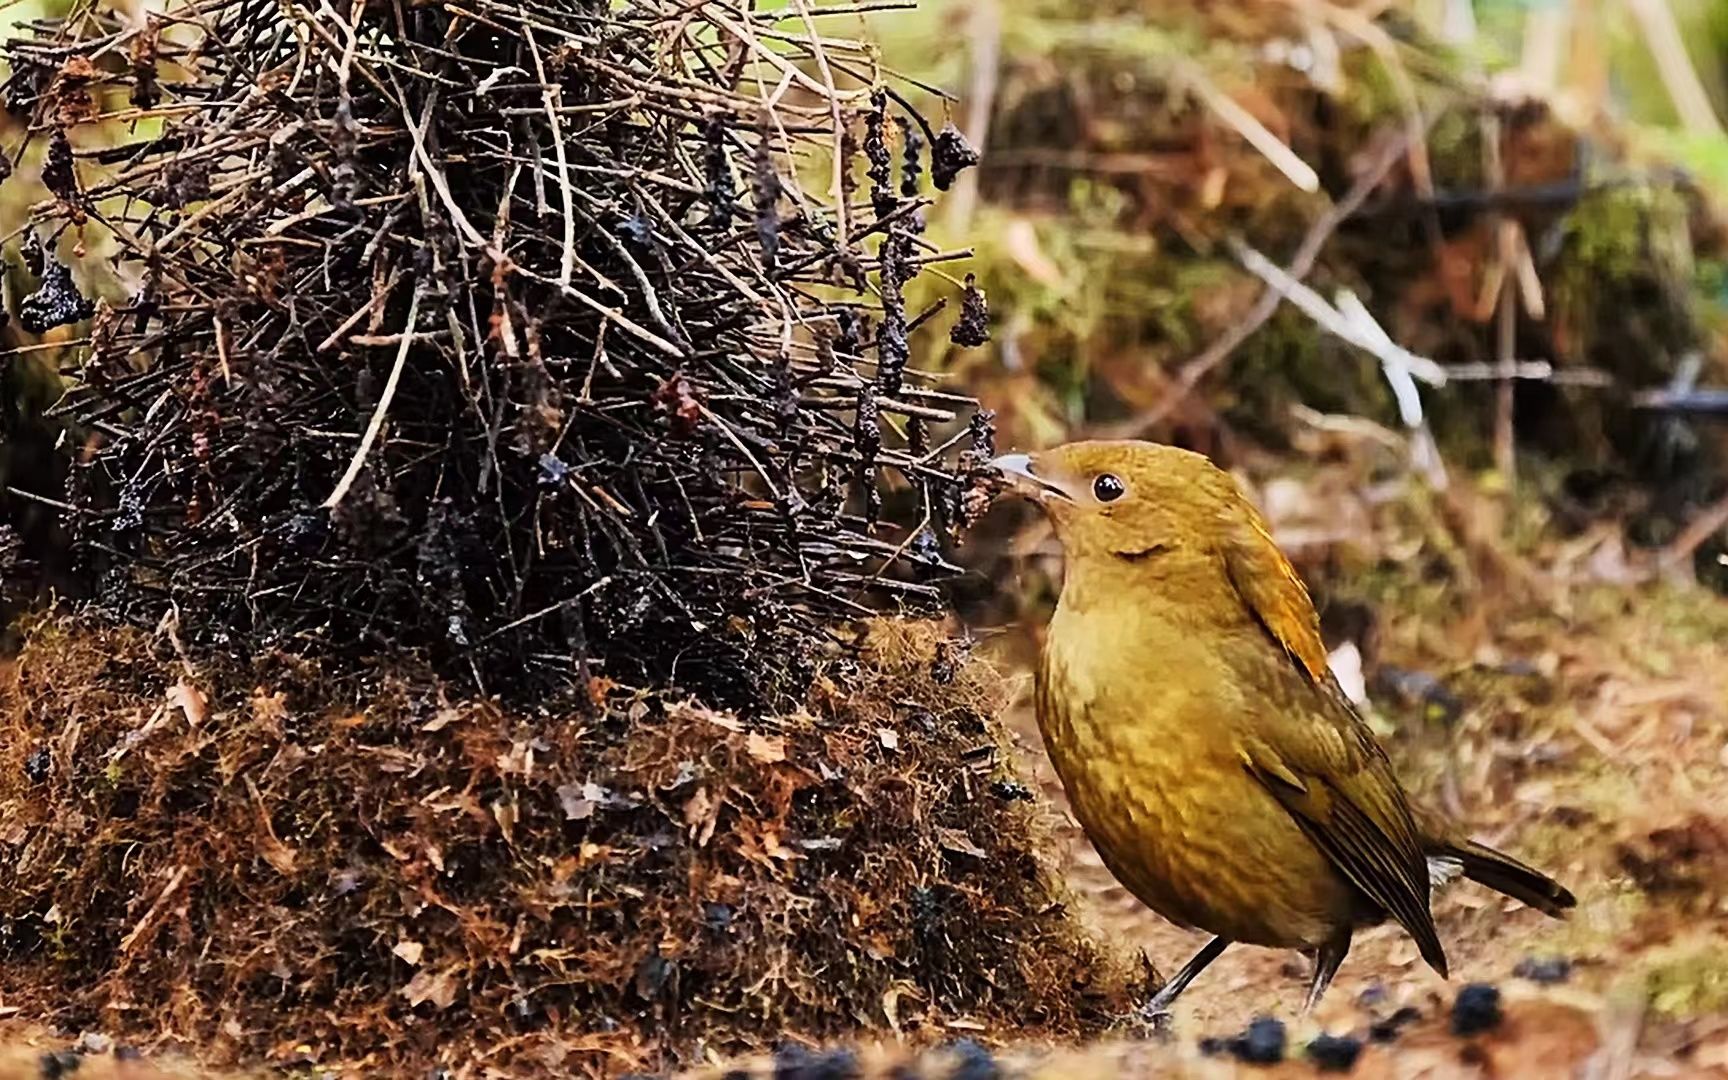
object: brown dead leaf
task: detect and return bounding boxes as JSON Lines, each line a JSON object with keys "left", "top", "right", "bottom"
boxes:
{"left": 587, "top": 675, "right": 616, "bottom": 708}
{"left": 936, "top": 827, "right": 987, "bottom": 860}
{"left": 249, "top": 688, "right": 287, "bottom": 730}
{"left": 401, "top": 968, "right": 460, "bottom": 1010}
{"left": 421, "top": 707, "right": 461, "bottom": 733}
{"left": 651, "top": 372, "right": 703, "bottom": 436}
{"left": 679, "top": 700, "right": 742, "bottom": 732}
{"left": 393, "top": 939, "right": 424, "bottom": 966}
{"left": 492, "top": 797, "right": 518, "bottom": 844}
{"left": 683, "top": 787, "right": 720, "bottom": 848}
{"left": 168, "top": 680, "right": 208, "bottom": 727}
{"left": 557, "top": 781, "right": 600, "bottom": 820}
{"left": 746, "top": 732, "right": 786, "bottom": 763}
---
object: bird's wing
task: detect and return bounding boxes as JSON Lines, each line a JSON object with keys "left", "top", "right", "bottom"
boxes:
{"left": 1238, "top": 713, "right": 1448, "bottom": 977}
{"left": 1222, "top": 497, "right": 1448, "bottom": 976}
{"left": 1222, "top": 509, "right": 1333, "bottom": 685}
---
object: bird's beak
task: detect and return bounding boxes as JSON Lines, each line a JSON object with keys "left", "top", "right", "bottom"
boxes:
{"left": 990, "top": 452, "right": 1077, "bottom": 503}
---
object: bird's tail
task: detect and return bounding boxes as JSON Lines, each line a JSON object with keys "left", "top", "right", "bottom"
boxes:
{"left": 1442, "top": 839, "right": 1576, "bottom": 918}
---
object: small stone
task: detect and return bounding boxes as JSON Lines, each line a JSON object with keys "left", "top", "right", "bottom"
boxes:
{"left": 1451, "top": 983, "right": 1503, "bottom": 1036}
{"left": 73, "top": 1033, "right": 110, "bottom": 1055}
{"left": 113, "top": 1047, "right": 142, "bottom": 1062}
{"left": 1513, "top": 955, "right": 1572, "bottom": 984}
{"left": 1307, "top": 1033, "right": 1364, "bottom": 1072}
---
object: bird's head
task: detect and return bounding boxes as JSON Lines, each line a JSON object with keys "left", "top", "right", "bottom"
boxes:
{"left": 991, "top": 440, "right": 1327, "bottom": 675}
{"left": 990, "top": 440, "right": 1248, "bottom": 565}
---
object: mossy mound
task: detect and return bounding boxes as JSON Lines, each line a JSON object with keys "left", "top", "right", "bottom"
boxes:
{"left": 0, "top": 618, "right": 1127, "bottom": 1075}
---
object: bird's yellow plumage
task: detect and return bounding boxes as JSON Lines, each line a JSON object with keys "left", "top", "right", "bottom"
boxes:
{"left": 997, "top": 440, "right": 1574, "bottom": 1015}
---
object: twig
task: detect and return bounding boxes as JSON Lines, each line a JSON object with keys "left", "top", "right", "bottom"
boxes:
{"left": 1115, "top": 130, "right": 1410, "bottom": 437}
{"left": 1181, "top": 62, "right": 1318, "bottom": 193}
{"left": 1625, "top": 0, "right": 1725, "bottom": 136}
{"left": 323, "top": 283, "right": 425, "bottom": 509}
{"left": 523, "top": 24, "right": 577, "bottom": 287}
{"left": 1660, "top": 492, "right": 1728, "bottom": 573}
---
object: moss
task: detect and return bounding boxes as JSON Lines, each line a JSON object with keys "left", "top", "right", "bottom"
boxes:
{"left": 1642, "top": 942, "right": 1728, "bottom": 1019}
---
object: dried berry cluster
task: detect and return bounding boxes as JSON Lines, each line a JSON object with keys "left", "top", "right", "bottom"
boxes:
{"left": 7, "top": 0, "right": 990, "bottom": 708}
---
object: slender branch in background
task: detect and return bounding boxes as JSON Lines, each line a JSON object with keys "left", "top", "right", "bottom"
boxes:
{"left": 1182, "top": 62, "right": 1319, "bottom": 194}
{"left": 1481, "top": 102, "right": 1518, "bottom": 487}
{"left": 1661, "top": 493, "right": 1728, "bottom": 573}
{"left": 1519, "top": 0, "right": 1567, "bottom": 97}
{"left": 1116, "top": 130, "right": 1411, "bottom": 438}
{"left": 1334, "top": 289, "right": 1447, "bottom": 488}
{"left": 1625, "top": 0, "right": 1725, "bottom": 137}
{"left": 1226, "top": 242, "right": 1443, "bottom": 383}
{"left": 943, "top": 0, "right": 1000, "bottom": 234}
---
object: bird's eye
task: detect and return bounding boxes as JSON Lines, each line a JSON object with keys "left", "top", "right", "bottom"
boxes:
{"left": 1092, "top": 473, "right": 1126, "bottom": 503}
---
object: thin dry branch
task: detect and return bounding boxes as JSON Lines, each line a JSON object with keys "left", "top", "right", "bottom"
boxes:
{"left": 12, "top": 0, "right": 989, "bottom": 707}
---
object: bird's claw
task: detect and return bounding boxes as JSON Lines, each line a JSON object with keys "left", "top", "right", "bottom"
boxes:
{"left": 1115, "top": 1000, "right": 1175, "bottom": 1040}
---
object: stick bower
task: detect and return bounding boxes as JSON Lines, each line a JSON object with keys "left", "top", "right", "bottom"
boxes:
{"left": 5, "top": 0, "right": 996, "bottom": 708}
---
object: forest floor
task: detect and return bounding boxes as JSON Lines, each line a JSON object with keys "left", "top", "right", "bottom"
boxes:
{"left": 3, "top": 531, "right": 1726, "bottom": 1078}
{"left": 972, "top": 552, "right": 1728, "bottom": 1076}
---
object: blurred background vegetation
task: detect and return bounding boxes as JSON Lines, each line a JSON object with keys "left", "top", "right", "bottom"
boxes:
{"left": 844, "top": 0, "right": 1728, "bottom": 619}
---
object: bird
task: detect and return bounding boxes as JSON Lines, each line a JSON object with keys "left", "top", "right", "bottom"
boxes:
{"left": 991, "top": 439, "right": 1575, "bottom": 1017}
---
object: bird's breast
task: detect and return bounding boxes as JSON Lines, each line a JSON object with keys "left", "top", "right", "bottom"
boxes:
{"left": 1034, "top": 603, "right": 1351, "bottom": 948}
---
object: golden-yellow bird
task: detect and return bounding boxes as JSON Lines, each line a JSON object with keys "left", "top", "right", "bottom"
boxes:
{"left": 993, "top": 440, "right": 1574, "bottom": 1015}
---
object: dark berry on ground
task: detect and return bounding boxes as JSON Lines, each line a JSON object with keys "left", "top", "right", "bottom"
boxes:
{"left": 1307, "top": 1033, "right": 1364, "bottom": 1072}
{"left": 1452, "top": 983, "right": 1504, "bottom": 1036}
{"left": 1369, "top": 1005, "right": 1423, "bottom": 1042}
{"left": 1514, "top": 955, "right": 1572, "bottom": 984}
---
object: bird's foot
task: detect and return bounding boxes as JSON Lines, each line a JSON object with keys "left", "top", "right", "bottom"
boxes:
{"left": 1113, "top": 999, "right": 1176, "bottom": 1041}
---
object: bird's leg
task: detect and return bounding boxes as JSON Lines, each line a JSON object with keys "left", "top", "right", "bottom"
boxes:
{"left": 1139, "top": 935, "right": 1231, "bottom": 1022}
{"left": 1303, "top": 929, "right": 1352, "bottom": 1014}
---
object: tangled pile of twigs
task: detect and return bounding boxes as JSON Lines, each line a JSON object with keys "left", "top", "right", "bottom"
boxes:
{"left": 8, "top": 0, "right": 990, "bottom": 706}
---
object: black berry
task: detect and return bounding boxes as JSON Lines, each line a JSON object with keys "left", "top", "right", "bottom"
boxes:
{"left": 1451, "top": 983, "right": 1503, "bottom": 1036}
{"left": 24, "top": 746, "right": 51, "bottom": 784}
{"left": 1307, "top": 1033, "right": 1363, "bottom": 1072}
{"left": 1369, "top": 1005, "right": 1422, "bottom": 1042}
{"left": 1236, "top": 1017, "right": 1287, "bottom": 1064}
